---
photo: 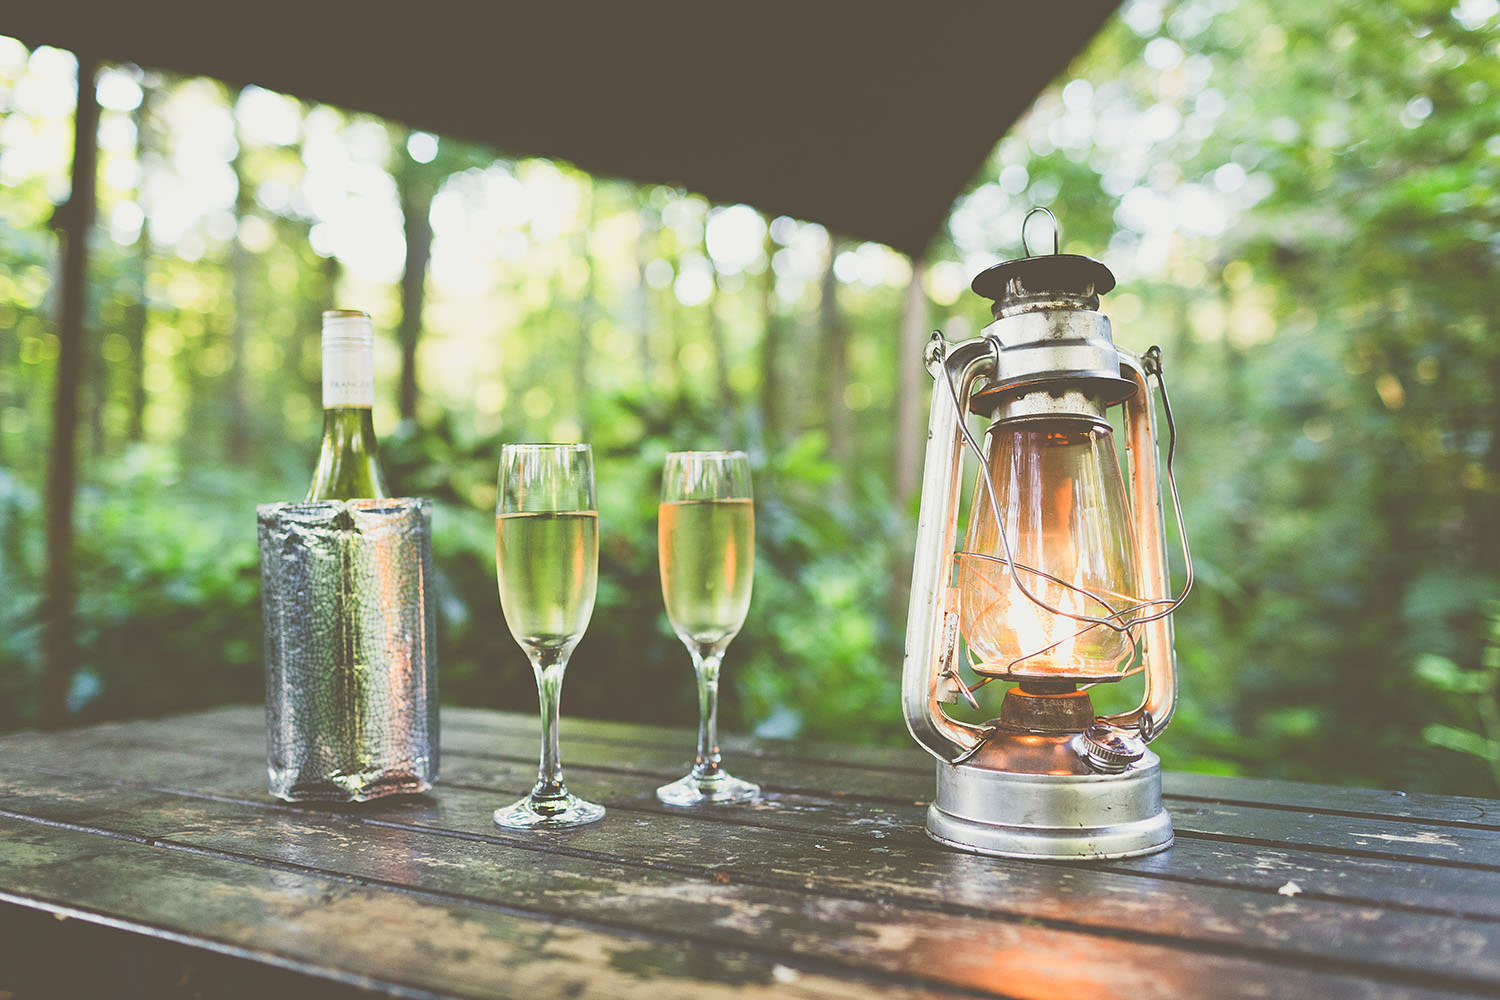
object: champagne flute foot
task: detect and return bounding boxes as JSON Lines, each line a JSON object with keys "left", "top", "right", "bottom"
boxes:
{"left": 655, "top": 772, "right": 760, "bottom": 807}
{"left": 493, "top": 794, "right": 605, "bottom": 829}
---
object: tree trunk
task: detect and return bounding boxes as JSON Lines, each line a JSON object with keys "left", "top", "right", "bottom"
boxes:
{"left": 634, "top": 208, "right": 655, "bottom": 384}
{"left": 396, "top": 147, "right": 434, "bottom": 423}
{"left": 575, "top": 186, "right": 596, "bottom": 434}
{"left": 819, "top": 240, "right": 850, "bottom": 469}
{"left": 706, "top": 270, "right": 735, "bottom": 432}
{"left": 86, "top": 288, "right": 105, "bottom": 456}
{"left": 226, "top": 86, "right": 253, "bottom": 464}
{"left": 125, "top": 226, "right": 151, "bottom": 442}
{"left": 664, "top": 250, "right": 683, "bottom": 393}
{"left": 702, "top": 220, "right": 733, "bottom": 433}
{"left": 313, "top": 253, "right": 341, "bottom": 401}
{"left": 40, "top": 53, "right": 101, "bottom": 729}
{"left": 894, "top": 256, "right": 929, "bottom": 512}
{"left": 890, "top": 256, "right": 930, "bottom": 626}
{"left": 758, "top": 230, "right": 781, "bottom": 451}
{"left": 126, "top": 83, "right": 156, "bottom": 442}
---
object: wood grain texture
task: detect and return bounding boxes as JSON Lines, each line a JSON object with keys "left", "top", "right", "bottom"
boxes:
{"left": 3, "top": 707, "right": 1500, "bottom": 999}
{"left": 0, "top": 817, "right": 947, "bottom": 1000}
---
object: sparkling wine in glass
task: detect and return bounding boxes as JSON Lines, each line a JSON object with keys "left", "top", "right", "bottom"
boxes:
{"left": 493, "top": 443, "right": 605, "bottom": 829}
{"left": 656, "top": 450, "right": 760, "bottom": 806}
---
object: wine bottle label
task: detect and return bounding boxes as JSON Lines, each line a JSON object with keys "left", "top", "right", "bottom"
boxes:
{"left": 322, "top": 323, "right": 374, "bottom": 408}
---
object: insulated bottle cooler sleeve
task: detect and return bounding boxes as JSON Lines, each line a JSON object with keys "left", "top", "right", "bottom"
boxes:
{"left": 257, "top": 498, "right": 439, "bottom": 801}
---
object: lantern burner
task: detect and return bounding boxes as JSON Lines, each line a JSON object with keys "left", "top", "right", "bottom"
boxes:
{"left": 996, "top": 683, "right": 1095, "bottom": 733}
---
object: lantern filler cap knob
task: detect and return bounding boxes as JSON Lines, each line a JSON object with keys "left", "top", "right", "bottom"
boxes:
{"left": 1078, "top": 723, "right": 1147, "bottom": 774}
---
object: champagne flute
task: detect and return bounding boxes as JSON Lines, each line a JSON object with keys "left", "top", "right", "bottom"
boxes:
{"left": 656, "top": 450, "right": 760, "bottom": 806}
{"left": 493, "top": 443, "right": 605, "bottom": 829}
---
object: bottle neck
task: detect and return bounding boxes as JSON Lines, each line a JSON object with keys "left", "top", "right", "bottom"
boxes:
{"left": 306, "top": 406, "right": 388, "bottom": 501}
{"left": 309, "top": 310, "right": 385, "bottom": 501}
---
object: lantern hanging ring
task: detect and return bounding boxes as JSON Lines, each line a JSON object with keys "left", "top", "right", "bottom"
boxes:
{"left": 1020, "top": 206, "right": 1061, "bottom": 257}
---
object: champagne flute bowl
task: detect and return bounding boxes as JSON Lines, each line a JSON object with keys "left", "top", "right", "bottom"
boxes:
{"left": 656, "top": 450, "right": 760, "bottom": 807}
{"left": 493, "top": 443, "right": 605, "bottom": 829}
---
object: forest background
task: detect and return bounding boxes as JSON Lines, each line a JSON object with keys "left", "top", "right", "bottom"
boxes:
{"left": 2, "top": 0, "right": 1499, "bottom": 794}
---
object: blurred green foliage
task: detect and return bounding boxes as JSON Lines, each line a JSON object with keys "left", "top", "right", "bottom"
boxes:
{"left": 2, "top": 0, "right": 1499, "bottom": 795}
{"left": 1418, "top": 602, "right": 1500, "bottom": 789}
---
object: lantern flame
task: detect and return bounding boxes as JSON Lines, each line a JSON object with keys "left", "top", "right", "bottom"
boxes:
{"left": 1004, "top": 578, "right": 1082, "bottom": 672}
{"left": 956, "top": 552, "right": 1133, "bottom": 680}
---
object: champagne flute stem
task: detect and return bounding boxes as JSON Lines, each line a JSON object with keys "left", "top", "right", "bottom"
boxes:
{"left": 530, "top": 647, "right": 571, "bottom": 801}
{"left": 691, "top": 647, "right": 724, "bottom": 781}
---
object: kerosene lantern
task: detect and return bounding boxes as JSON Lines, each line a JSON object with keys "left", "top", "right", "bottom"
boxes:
{"left": 902, "top": 209, "right": 1191, "bottom": 859}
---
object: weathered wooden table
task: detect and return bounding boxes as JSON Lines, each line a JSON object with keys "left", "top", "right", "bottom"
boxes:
{"left": 2, "top": 707, "right": 1498, "bottom": 999}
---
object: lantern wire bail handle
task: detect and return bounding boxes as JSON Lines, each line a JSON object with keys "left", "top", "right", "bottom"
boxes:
{"left": 1020, "top": 206, "right": 1060, "bottom": 257}
{"left": 942, "top": 343, "right": 1194, "bottom": 667}
{"left": 939, "top": 203, "right": 1193, "bottom": 698}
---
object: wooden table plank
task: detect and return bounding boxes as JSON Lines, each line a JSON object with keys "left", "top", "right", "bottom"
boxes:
{"left": 14, "top": 713, "right": 1498, "bottom": 868}
{"left": 12, "top": 716, "right": 1500, "bottom": 919}
{"left": 18, "top": 736, "right": 1500, "bottom": 930}
{"left": 5, "top": 755, "right": 1500, "bottom": 994}
{"left": 0, "top": 901, "right": 396, "bottom": 1000}
{"left": 0, "top": 771, "right": 1478, "bottom": 1000}
{"left": 442, "top": 710, "right": 1500, "bottom": 828}
{"left": 17, "top": 740, "right": 1500, "bottom": 935}
{"left": 29, "top": 707, "right": 1500, "bottom": 828}
{"left": 6, "top": 707, "right": 1500, "bottom": 999}
{"left": 0, "top": 815, "right": 926, "bottom": 1000}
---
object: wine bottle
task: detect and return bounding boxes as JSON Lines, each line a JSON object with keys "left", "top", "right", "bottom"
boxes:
{"left": 306, "top": 309, "right": 390, "bottom": 501}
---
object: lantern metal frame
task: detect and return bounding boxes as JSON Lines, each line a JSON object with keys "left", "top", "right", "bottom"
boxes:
{"left": 900, "top": 228, "right": 1192, "bottom": 859}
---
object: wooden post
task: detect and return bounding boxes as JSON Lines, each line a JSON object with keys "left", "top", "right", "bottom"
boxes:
{"left": 40, "top": 52, "right": 101, "bottom": 729}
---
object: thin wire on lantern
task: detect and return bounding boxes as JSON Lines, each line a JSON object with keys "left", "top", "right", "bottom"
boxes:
{"left": 942, "top": 342, "right": 1194, "bottom": 690}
